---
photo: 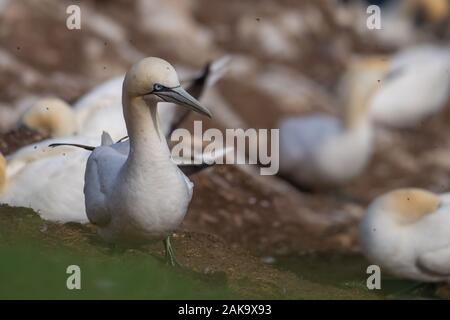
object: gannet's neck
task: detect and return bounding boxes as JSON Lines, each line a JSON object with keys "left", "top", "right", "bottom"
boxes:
{"left": 122, "top": 94, "right": 170, "bottom": 166}
{"left": 342, "top": 82, "right": 372, "bottom": 131}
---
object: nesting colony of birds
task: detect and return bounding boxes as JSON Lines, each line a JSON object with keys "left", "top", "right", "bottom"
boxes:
{"left": 1, "top": 0, "right": 450, "bottom": 299}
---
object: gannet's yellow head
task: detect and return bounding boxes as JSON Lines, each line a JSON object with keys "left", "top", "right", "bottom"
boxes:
{"left": 0, "top": 152, "right": 6, "bottom": 193}
{"left": 123, "top": 57, "right": 212, "bottom": 118}
{"left": 341, "top": 56, "right": 389, "bottom": 129}
{"left": 376, "top": 188, "right": 441, "bottom": 225}
{"left": 21, "top": 97, "right": 77, "bottom": 137}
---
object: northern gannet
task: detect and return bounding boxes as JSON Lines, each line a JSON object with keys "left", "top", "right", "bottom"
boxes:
{"left": 83, "top": 57, "right": 212, "bottom": 265}
{"left": 0, "top": 58, "right": 226, "bottom": 223}
{"left": 359, "top": 188, "right": 450, "bottom": 283}
{"left": 278, "top": 57, "right": 386, "bottom": 189}
{"left": 369, "top": 45, "right": 450, "bottom": 127}
{"left": 20, "top": 97, "right": 77, "bottom": 137}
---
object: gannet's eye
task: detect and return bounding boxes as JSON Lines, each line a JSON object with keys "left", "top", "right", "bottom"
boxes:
{"left": 153, "top": 83, "right": 163, "bottom": 91}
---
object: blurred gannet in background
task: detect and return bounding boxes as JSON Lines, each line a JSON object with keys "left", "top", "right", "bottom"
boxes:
{"left": 278, "top": 57, "right": 387, "bottom": 189}
{"left": 359, "top": 188, "right": 450, "bottom": 283}
{"left": 0, "top": 58, "right": 228, "bottom": 223}
{"left": 369, "top": 45, "right": 450, "bottom": 127}
{"left": 20, "top": 97, "right": 77, "bottom": 137}
{"left": 337, "top": 0, "right": 449, "bottom": 47}
{"left": 82, "top": 57, "right": 212, "bottom": 265}
{"left": 18, "top": 57, "right": 230, "bottom": 140}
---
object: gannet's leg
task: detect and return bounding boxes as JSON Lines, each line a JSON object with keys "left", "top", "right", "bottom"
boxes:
{"left": 163, "top": 235, "right": 180, "bottom": 267}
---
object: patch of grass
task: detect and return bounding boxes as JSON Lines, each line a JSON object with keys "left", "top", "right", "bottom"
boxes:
{"left": 0, "top": 205, "right": 231, "bottom": 299}
{"left": 0, "top": 244, "right": 231, "bottom": 299}
{"left": 277, "top": 252, "right": 442, "bottom": 300}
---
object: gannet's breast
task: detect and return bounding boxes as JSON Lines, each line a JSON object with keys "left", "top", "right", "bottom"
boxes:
{"left": 85, "top": 143, "right": 193, "bottom": 244}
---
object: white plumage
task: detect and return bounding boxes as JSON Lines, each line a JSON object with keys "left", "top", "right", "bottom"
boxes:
{"left": 1, "top": 136, "right": 95, "bottom": 222}
{"left": 85, "top": 132, "right": 194, "bottom": 243}
{"left": 74, "top": 76, "right": 126, "bottom": 140}
{"left": 359, "top": 189, "right": 450, "bottom": 283}
{"left": 369, "top": 45, "right": 450, "bottom": 127}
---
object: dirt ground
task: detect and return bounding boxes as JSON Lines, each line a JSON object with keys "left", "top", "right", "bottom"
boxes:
{"left": 0, "top": 205, "right": 377, "bottom": 299}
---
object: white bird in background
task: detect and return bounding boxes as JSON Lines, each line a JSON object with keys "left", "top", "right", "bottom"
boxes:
{"left": 0, "top": 58, "right": 227, "bottom": 223}
{"left": 278, "top": 57, "right": 387, "bottom": 189}
{"left": 1, "top": 134, "right": 99, "bottom": 222}
{"left": 18, "top": 57, "right": 230, "bottom": 140}
{"left": 20, "top": 97, "right": 77, "bottom": 137}
{"left": 83, "top": 57, "right": 212, "bottom": 265}
{"left": 359, "top": 188, "right": 450, "bottom": 283}
{"left": 369, "top": 45, "right": 450, "bottom": 127}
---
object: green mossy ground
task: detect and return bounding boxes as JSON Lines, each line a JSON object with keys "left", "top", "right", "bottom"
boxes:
{"left": 0, "top": 205, "right": 445, "bottom": 299}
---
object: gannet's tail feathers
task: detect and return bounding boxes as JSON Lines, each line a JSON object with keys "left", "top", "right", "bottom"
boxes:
{"left": 101, "top": 131, "right": 114, "bottom": 146}
{"left": 177, "top": 146, "right": 234, "bottom": 176}
{"left": 116, "top": 136, "right": 129, "bottom": 143}
{"left": 167, "top": 56, "right": 231, "bottom": 135}
{"left": 49, "top": 143, "right": 95, "bottom": 151}
{"left": 186, "top": 55, "right": 231, "bottom": 99}
{"left": 417, "top": 247, "right": 450, "bottom": 277}
{"left": 196, "top": 146, "right": 234, "bottom": 164}
{"left": 205, "top": 55, "right": 232, "bottom": 88}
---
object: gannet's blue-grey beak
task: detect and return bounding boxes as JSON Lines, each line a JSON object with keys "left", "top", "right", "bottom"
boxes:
{"left": 154, "top": 85, "right": 212, "bottom": 118}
